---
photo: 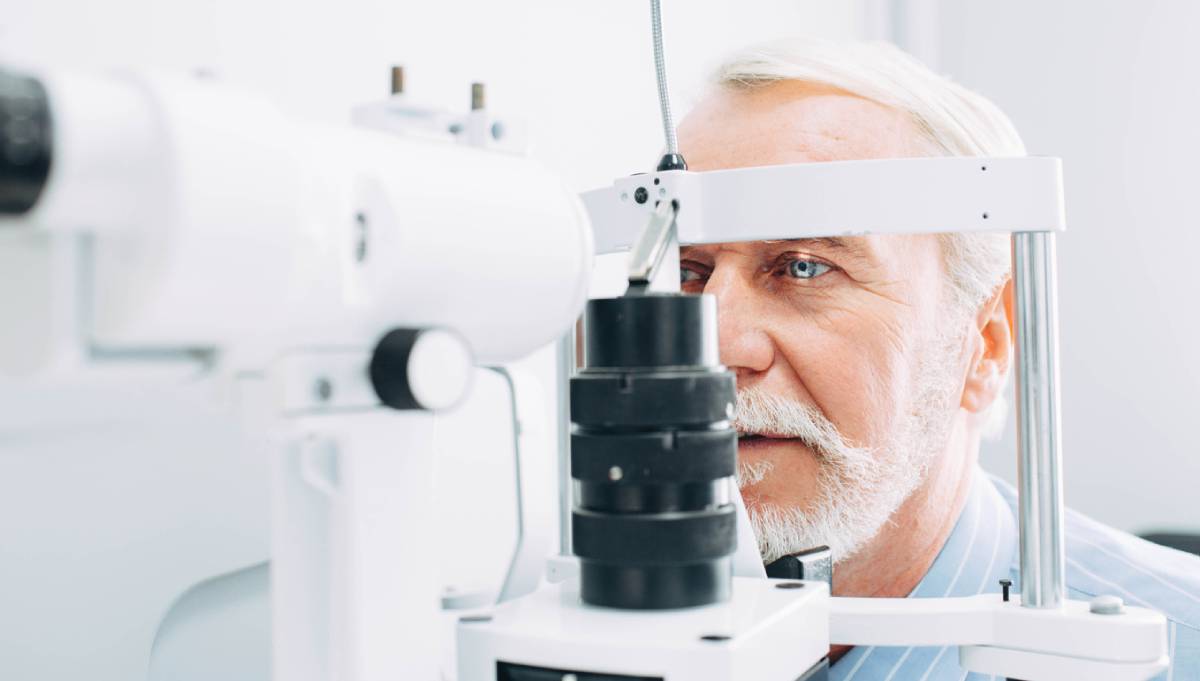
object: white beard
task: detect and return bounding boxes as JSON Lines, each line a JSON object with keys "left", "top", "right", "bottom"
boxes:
{"left": 732, "top": 328, "right": 963, "bottom": 565}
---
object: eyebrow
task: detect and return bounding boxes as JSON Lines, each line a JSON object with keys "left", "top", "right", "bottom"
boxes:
{"left": 679, "top": 235, "right": 872, "bottom": 263}
{"left": 762, "top": 237, "right": 852, "bottom": 251}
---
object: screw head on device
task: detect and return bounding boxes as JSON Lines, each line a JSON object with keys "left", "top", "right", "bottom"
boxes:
{"left": 313, "top": 377, "right": 333, "bottom": 402}
{"left": 656, "top": 152, "right": 687, "bottom": 172}
{"left": 1090, "top": 595, "right": 1125, "bottom": 615}
{"left": 999, "top": 578, "right": 1012, "bottom": 602}
{"left": 390, "top": 66, "right": 404, "bottom": 95}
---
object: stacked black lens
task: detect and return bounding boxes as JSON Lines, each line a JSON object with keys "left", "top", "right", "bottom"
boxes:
{"left": 570, "top": 293, "right": 737, "bottom": 610}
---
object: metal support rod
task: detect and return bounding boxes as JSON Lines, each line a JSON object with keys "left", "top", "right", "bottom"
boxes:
{"left": 649, "top": 0, "right": 677, "bottom": 156}
{"left": 471, "top": 82, "right": 485, "bottom": 111}
{"left": 1012, "top": 231, "right": 1066, "bottom": 609}
{"left": 555, "top": 327, "right": 576, "bottom": 555}
{"left": 626, "top": 199, "right": 678, "bottom": 292}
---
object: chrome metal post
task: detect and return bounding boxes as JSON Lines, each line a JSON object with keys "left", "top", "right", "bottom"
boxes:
{"left": 555, "top": 328, "right": 576, "bottom": 556}
{"left": 1012, "top": 231, "right": 1066, "bottom": 609}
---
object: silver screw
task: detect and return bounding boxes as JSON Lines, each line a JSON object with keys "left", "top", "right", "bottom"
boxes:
{"left": 608, "top": 466, "right": 623, "bottom": 481}
{"left": 390, "top": 66, "right": 404, "bottom": 95}
{"left": 314, "top": 377, "right": 333, "bottom": 402}
{"left": 354, "top": 213, "right": 368, "bottom": 263}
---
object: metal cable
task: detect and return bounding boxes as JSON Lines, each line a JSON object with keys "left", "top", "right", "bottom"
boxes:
{"left": 650, "top": 0, "right": 677, "bottom": 155}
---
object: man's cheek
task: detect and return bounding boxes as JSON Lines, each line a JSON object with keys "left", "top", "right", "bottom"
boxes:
{"left": 808, "top": 341, "right": 911, "bottom": 446}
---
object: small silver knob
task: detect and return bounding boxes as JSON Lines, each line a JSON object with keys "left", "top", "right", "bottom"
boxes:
{"left": 1090, "top": 595, "right": 1125, "bottom": 615}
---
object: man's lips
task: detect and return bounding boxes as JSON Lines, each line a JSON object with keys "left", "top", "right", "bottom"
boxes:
{"left": 738, "top": 433, "right": 802, "bottom": 450}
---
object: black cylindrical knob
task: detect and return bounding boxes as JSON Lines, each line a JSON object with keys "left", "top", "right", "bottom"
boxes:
{"left": 584, "top": 294, "right": 718, "bottom": 369}
{"left": 656, "top": 152, "right": 687, "bottom": 172}
{"left": 0, "top": 69, "right": 53, "bottom": 216}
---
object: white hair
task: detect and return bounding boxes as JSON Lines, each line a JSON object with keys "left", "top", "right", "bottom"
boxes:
{"left": 714, "top": 37, "right": 1020, "bottom": 434}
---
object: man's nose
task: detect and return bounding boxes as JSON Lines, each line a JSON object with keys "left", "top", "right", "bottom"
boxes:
{"left": 703, "top": 264, "right": 775, "bottom": 380}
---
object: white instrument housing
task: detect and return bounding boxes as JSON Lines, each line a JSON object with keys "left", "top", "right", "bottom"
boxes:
{"left": 1, "top": 69, "right": 594, "bottom": 372}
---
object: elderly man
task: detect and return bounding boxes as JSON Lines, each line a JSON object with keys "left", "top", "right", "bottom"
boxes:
{"left": 674, "top": 38, "right": 1200, "bottom": 680}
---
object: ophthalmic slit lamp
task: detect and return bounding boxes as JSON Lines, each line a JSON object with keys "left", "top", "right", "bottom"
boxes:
{"left": 0, "top": 0, "right": 1171, "bottom": 679}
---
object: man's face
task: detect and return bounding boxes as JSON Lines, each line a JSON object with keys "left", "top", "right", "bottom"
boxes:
{"left": 676, "top": 82, "right": 971, "bottom": 563}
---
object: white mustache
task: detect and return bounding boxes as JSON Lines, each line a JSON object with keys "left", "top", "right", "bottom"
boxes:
{"left": 731, "top": 386, "right": 861, "bottom": 461}
{"left": 730, "top": 385, "right": 894, "bottom": 564}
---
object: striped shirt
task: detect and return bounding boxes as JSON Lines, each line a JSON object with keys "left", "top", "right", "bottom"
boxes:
{"left": 831, "top": 469, "right": 1200, "bottom": 681}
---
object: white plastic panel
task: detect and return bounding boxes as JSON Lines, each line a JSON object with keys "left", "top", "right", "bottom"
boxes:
{"left": 458, "top": 577, "right": 830, "bottom": 681}
{"left": 830, "top": 594, "right": 1166, "bottom": 666}
{"left": 584, "top": 156, "right": 1066, "bottom": 254}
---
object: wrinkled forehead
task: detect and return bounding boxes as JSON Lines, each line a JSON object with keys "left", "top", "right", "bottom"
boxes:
{"left": 676, "top": 81, "right": 930, "bottom": 171}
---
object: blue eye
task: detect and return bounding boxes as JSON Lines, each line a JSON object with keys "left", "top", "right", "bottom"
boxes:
{"left": 786, "top": 259, "right": 832, "bottom": 279}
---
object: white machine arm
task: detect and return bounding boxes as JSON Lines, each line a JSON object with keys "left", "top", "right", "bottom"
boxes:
{"left": 831, "top": 595, "right": 1168, "bottom": 680}
{"left": 1, "top": 68, "right": 593, "bottom": 371}
{"left": 582, "top": 156, "right": 1065, "bottom": 254}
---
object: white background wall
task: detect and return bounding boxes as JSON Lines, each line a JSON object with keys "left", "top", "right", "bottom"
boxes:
{"left": 0, "top": 0, "right": 867, "bottom": 194}
{"left": 904, "top": 0, "right": 1200, "bottom": 535}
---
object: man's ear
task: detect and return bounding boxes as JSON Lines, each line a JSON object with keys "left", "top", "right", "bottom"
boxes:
{"left": 961, "top": 277, "right": 1014, "bottom": 414}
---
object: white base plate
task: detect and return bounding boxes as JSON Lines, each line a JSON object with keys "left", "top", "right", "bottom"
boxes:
{"left": 457, "top": 576, "right": 829, "bottom": 680}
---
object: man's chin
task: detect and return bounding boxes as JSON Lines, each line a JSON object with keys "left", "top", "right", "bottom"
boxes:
{"left": 736, "top": 484, "right": 766, "bottom": 514}
{"left": 736, "top": 438, "right": 822, "bottom": 492}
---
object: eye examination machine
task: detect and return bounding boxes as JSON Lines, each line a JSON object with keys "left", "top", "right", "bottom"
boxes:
{"left": 0, "top": 2, "right": 1177, "bottom": 680}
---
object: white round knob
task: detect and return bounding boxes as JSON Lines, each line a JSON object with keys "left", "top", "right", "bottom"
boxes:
{"left": 408, "top": 328, "right": 473, "bottom": 411}
{"left": 369, "top": 327, "right": 473, "bottom": 411}
{"left": 1090, "top": 595, "right": 1125, "bottom": 615}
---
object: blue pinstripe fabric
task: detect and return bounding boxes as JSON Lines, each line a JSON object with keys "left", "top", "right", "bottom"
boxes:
{"left": 830, "top": 470, "right": 1200, "bottom": 680}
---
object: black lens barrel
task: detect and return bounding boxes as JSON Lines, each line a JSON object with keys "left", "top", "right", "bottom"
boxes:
{"left": 571, "top": 294, "right": 737, "bottom": 610}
